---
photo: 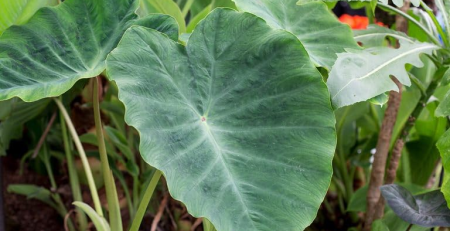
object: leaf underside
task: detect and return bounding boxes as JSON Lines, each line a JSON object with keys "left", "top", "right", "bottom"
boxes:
{"left": 107, "top": 8, "right": 336, "bottom": 231}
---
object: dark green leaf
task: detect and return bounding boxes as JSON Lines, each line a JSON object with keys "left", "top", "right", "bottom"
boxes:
{"left": 381, "top": 184, "right": 450, "bottom": 227}
{"left": 0, "top": 0, "right": 178, "bottom": 102}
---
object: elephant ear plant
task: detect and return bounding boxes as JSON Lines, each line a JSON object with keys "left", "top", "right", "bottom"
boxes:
{"left": 0, "top": 0, "right": 387, "bottom": 230}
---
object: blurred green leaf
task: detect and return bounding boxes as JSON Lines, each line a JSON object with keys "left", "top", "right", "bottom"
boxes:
{"left": 0, "top": 0, "right": 58, "bottom": 35}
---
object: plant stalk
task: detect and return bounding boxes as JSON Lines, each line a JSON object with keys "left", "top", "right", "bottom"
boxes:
{"left": 129, "top": 170, "right": 162, "bottom": 231}
{"left": 435, "top": 0, "right": 450, "bottom": 43}
{"left": 42, "top": 144, "right": 75, "bottom": 231}
{"left": 60, "top": 109, "right": 88, "bottom": 231}
{"left": 92, "top": 77, "right": 122, "bottom": 231}
{"left": 181, "top": 0, "right": 195, "bottom": 17}
{"left": 374, "top": 66, "right": 448, "bottom": 218}
{"left": 364, "top": 79, "right": 403, "bottom": 231}
{"left": 54, "top": 98, "right": 104, "bottom": 217}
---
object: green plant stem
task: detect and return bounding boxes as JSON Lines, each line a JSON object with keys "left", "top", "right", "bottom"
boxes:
{"left": 366, "top": 6, "right": 375, "bottom": 24}
{"left": 92, "top": 77, "right": 122, "bottom": 230}
{"left": 42, "top": 144, "right": 75, "bottom": 231}
{"left": 54, "top": 98, "right": 104, "bottom": 217}
{"left": 60, "top": 109, "right": 88, "bottom": 231}
{"left": 378, "top": 3, "right": 441, "bottom": 46}
{"left": 129, "top": 170, "right": 162, "bottom": 231}
{"left": 435, "top": 0, "right": 450, "bottom": 42}
{"left": 113, "top": 169, "right": 134, "bottom": 220}
{"left": 181, "top": 0, "right": 194, "bottom": 17}
{"left": 420, "top": 1, "right": 449, "bottom": 47}
{"left": 132, "top": 176, "right": 139, "bottom": 213}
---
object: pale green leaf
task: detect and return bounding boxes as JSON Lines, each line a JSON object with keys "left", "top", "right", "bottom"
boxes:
{"left": 233, "top": 0, "right": 359, "bottom": 69}
{"left": 107, "top": 9, "right": 336, "bottom": 231}
{"left": 137, "top": 0, "right": 186, "bottom": 33}
{"left": 186, "top": 3, "right": 212, "bottom": 33}
{"left": 327, "top": 40, "right": 439, "bottom": 108}
{"left": 0, "top": 0, "right": 178, "bottom": 102}
{"left": 0, "top": 0, "right": 58, "bottom": 35}
{"left": 369, "top": 93, "right": 389, "bottom": 106}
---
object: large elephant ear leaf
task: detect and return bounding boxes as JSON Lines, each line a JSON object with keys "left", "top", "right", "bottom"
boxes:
{"left": 327, "top": 40, "right": 439, "bottom": 108}
{"left": 0, "top": 0, "right": 58, "bottom": 35}
{"left": 232, "top": 0, "right": 359, "bottom": 69}
{"left": 0, "top": 0, "right": 179, "bottom": 102}
{"left": 107, "top": 8, "right": 336, "bottom": 231}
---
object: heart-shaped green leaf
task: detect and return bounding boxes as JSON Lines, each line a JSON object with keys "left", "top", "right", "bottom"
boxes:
{"left": 107, "top": 9, "right": 336, "bottom": 231}
{"left": 0, "top": 0, "right": 58, "bottom": 35}
{"left": 233, "top": 0, "right": 359, "bottom": 69}
{"left": 381, "top": 184, "right": 450, "bottom": 227}
{"left": 0, "top": 0, "right": 178, "bottom": 102}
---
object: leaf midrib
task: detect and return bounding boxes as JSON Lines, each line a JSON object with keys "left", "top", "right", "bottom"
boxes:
{"left": 203, "top": 121, "right": 258, "bottom": 230}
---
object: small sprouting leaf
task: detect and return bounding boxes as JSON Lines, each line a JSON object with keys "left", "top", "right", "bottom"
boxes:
{"left": 381, "top": 184, "right": 450, "bottom": 227}
{"left": 107, "top": 8, "right": 336, "bottom": 231}
{"left": 327, "top": 40, "right": 439, "bottom": 108}
{"left": 233, "top": 0, "right": 359, "bottom": 69}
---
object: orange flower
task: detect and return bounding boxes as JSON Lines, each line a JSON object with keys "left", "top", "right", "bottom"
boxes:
{"left": 339, "top": 14, "right": 385, "bottom": 29}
